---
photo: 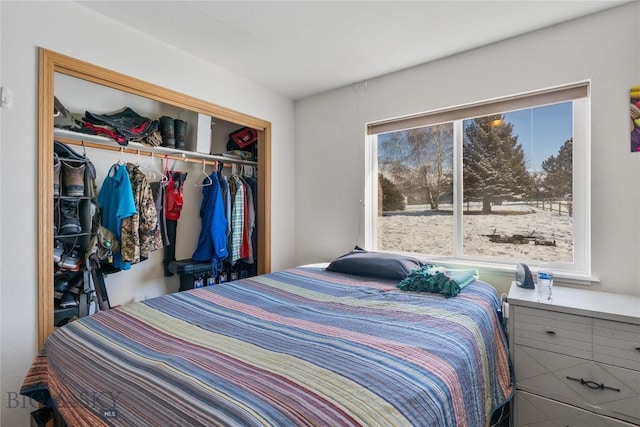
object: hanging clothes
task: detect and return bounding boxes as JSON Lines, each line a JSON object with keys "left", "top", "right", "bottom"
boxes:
{"left": 120, "top": 163, "right": 163, "bottom": 265}
{"left": 191, "top": 171, "right": 228, "bottom": 268}
{"left": 150, "top": 181, "right": 170, "bottom": 247}
{"left": 133, "top": 164, "right": 164, "bottom": 260}
{"left": 222, "top": 174, "right": 233, "bottom": 264}
{"left": 241, "top": 176, "right": 255, "bottom": 264}
{"left": 239, "top": 177, "right": 252, "bottom": 261}
{"left": 229, "top": 175, "right": 245, "bottom": 265}
{"left": 163, "top": 169, "right": 187, "bottom": 276}
{"left": 246, "top": 175, "right": 258, "bottom": 269}
{"left": 97, "top": 163, "right": 136, "bottom": 271}
{"left": 239, "top": 179, "right": 251, "bottom": 260}
{"left": 219, "top": 174, "right": 232, "bottom": 243}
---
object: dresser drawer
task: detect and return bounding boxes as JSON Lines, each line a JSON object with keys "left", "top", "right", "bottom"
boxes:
{"left": 514, "top": 390, "right": 639, "bottom": 427}
{"left": 594, "top": 318, "right": 640, "bottom": 371}
{"left": 515, "top": 345, "right": 640, "bottom": 424}
{"left": 513, "top": 305, "right": 592, "bottom": 359}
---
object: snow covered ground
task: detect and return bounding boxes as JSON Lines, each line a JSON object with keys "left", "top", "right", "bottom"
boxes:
{"left": 378, "top": 202, "right": 573, "bottom": 262}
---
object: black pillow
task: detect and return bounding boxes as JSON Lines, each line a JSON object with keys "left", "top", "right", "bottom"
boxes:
{"left": 326, "top": 247, "right": 424, "bottom": 280}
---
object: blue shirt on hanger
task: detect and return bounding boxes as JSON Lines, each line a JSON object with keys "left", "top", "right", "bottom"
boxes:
{"left": 98, "top": 163, "right": 137, "bottom": 270}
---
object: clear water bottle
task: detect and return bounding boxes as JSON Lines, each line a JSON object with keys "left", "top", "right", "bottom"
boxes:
{"left": 537, "top": 261, "right": 553, "bottom": 302}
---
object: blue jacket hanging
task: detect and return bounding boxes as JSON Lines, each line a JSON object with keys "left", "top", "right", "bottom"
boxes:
{"left": 192, "top": 172, "right": 229, "bottom": 266}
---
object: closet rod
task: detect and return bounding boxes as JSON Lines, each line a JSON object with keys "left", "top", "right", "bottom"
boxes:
{"left": 55, "top": 136, "right": 255, "bottom": 168}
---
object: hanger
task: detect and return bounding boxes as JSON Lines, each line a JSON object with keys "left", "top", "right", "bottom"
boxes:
{"left": 142, "top": 152, "right": 164, "bottom": 182}
{"left": 159, "top": 160, "right": 169, "bottom": 184}
{"left": 239, "top": 164, "right": 252, "bottom": 178}
{"left": 117, "top": 147, "right": 125, "bottom": 165}
{"left": 194, "top": 160, "right": 213, "bottom": 187}
{"left": 162, "top": 154, "right": 172, "bottom": 186}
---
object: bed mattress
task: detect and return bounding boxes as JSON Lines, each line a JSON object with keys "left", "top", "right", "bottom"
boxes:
{"left": 22, "top": 266, "right": 513, "bottom": 426}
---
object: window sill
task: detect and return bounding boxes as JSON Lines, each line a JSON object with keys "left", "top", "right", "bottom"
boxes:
{"left": 410, "top": 256, "right": 600, "bottom": 287}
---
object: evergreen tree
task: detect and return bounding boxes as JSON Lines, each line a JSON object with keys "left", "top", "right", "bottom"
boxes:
{"left": 530, "top": 171, "right": 546, "bottom": 202}
{"left": 379, "top": 174, "right": 405, "bottom": 211}
{"left": 463, "top": 114, "right": 533, "bottom": 213}
{"left": 541, "top": 138, "right": 573, "bottom": 200}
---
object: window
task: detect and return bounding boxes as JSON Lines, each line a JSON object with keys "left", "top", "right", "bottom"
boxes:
{"left": 366, "top": 83, "right": 590, "bottom": 276}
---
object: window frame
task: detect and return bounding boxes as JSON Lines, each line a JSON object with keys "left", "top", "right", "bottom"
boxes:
{"left": 365, "top": 82, "right": 591, "bottom": 278}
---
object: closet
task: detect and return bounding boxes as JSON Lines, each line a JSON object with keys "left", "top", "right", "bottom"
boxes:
{"left": 37, "top": 48, "right": 272, "bottom": 348}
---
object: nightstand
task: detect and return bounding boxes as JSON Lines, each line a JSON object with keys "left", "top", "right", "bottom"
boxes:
{"left": 508, "top": 282, "right": 640, "bottom": 426}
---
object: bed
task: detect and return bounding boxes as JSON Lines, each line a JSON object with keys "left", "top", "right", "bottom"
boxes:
{"left": 22, "top": 264, "right": 513, "bottom": 426}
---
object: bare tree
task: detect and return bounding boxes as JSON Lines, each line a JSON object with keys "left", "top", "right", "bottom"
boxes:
{"left": 378, "top": 124, "right": 453, "bottom": 209}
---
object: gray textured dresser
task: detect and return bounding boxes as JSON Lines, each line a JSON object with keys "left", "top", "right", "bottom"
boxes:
{"left": 508, "top": 282, "right": 640, "bottom": 426}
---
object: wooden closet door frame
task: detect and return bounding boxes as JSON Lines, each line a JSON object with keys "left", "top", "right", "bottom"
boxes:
{"left": 38, "top": 48, "right": 272, "bottom": 348}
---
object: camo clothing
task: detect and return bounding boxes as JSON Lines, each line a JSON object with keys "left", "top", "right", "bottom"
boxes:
{"left": 120, "top": 163, "right": 163, "bottom": 264}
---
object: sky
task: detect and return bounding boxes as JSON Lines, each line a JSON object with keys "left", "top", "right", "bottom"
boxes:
{"left": 377, "top": 100, "right": 573, "bottom": 172}
{"left": 502, "top": 101, "right": 573, "bottom": 171}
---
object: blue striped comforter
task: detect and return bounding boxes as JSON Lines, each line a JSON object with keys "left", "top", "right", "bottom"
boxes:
{"left": 22, "top": 266, "right": 513, "bottom": 426}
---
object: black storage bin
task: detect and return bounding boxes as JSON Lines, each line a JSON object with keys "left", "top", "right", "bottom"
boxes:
{"left": 53, "top": 291, "right": 91, "bottom": 327}
{"left": 54, "top": 306, "right": 78, "bottom": 326}
{"left": 168, "top": 259, "right": 216, "bottom": 291}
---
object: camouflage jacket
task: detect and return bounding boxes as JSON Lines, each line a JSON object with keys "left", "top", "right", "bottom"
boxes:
{"left": 120, "top": 163, "right": 164, "bottom": 264}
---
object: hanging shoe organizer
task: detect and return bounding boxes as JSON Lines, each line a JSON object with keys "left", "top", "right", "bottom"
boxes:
{"left": 53, "top": 145, "right": 94, "bottom": 327}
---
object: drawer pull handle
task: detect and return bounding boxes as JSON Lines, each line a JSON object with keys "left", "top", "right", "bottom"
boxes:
{"left": 636, "top": 347, "right": 640, "bottom": 352}
{"left": 546, "top": 330, "right": 556, "bottom": 335}
{"left": 566, "top": 376, "right": 620, "bottom": 392}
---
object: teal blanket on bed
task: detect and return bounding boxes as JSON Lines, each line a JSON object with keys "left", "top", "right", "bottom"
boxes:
{"left": 398, "top": 265, "right": 479, "bottom": 298}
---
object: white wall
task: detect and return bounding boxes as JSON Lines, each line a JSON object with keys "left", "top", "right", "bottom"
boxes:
{"left": 295, "top": 3, "right": 640, "bottom": 298}
{"left": 0, "top": 2, "right": 296, "bottom": 425}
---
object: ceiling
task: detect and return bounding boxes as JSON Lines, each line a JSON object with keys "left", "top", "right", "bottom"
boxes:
{"left": 77, "top": 1, "right": 630, "bottom": 100}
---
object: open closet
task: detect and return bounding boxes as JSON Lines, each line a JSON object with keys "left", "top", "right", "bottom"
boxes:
{"left": 37, "top": 48, "right": 272, "bottom": 348}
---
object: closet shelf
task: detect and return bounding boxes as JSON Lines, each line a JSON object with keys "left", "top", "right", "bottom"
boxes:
{"left": 54, "top": 129, "right": 258, "bottom": 167}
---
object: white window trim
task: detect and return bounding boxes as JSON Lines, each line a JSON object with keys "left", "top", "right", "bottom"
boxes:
{"left": 365, "top": 83, "right": 592, "bottom": 282}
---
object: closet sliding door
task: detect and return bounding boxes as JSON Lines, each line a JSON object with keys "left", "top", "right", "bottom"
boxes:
{"left": 37, "top": 48, "right": 272, "bottom": 347}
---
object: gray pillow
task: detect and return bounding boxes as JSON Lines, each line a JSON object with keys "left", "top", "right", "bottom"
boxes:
{"left": 326, "top": 248, "right": 425, "bottom": 280}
